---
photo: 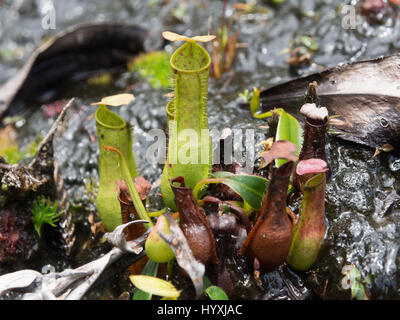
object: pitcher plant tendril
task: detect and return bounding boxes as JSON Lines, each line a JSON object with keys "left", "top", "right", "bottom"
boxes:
{"left": 103, "top": 145, "right": 152, "bottom": 228}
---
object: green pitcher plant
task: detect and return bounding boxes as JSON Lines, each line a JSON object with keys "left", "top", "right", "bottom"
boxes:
{"left": 93, "top": 94, "right": 138, "bottom": 231}
{"left": 161, "top": 31, "right": 215, "bottom": 210}
{"left": 287, "top": 170, "right": 327, "bottom": 271}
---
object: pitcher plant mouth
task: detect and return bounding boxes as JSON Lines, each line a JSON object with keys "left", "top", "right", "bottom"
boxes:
{"left": 276, "top": 158, "right": 295, "bottom": 177}
{"left": 294, "top": 99, "right": 329, "bottom": 192}
{"left": 304, "top": 171, "right": 325, "bottom": 190}
{"left": 170, "top": 176, "right": 187, "bottom": 189}
{"left": 95, "top": 104, "right": 126, "bottom": 129}
{"left": 170, "top": 41, "right": 211, "bottom": 74}
{"left": 305, "top": 117, "right": 328, "bottom": 128}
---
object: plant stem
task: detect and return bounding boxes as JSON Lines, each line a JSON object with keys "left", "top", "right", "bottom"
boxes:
{"left": 148, "top": 208, "right": 167, "bottom": 218}
{"left": 252, "top": 108, "right": 284, "bottom": 119}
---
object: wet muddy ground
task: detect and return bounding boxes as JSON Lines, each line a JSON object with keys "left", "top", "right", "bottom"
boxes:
{"left": 1, "top": 0, "right": 400, "bottom": 299}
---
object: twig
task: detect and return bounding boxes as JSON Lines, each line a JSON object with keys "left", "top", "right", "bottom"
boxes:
{"left": 29, "top": 98, "right": 75, "bottom": 169}
{"left": 0, "top": 220, "right": 148, "bottom": 300}
{"left": 216, "top": 70, "right": 236, "bottom": 95}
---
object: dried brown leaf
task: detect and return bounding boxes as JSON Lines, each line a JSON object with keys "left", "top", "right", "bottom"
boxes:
{"left": 134, "top": 176, "right": 152, "bottom": 201}
{"left": 259, "top": 140, "right": 298, "bottom": 169}
{"left": 90, "top": 93, "right": 135, "bottom": 107}
{"left": 372, "top": 143, "right": 394, "bottom": 158}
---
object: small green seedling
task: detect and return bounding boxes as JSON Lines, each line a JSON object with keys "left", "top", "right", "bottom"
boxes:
{"left": 31, "top": 196, "right": 62, "bottom": 236}
{"left": 341, "top": 264, "right": 370, "bottom": 300}
{"left": 238, "top": 89, "right": 251, "bottom": 103}
{"left": 128, "top": 51, "right": 172, "bottom": 89}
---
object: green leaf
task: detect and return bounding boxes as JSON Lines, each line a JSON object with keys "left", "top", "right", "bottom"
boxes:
{"left": 194, "top": 172, "right": 269, "bottom": 210}
{"left": 239, "top": 89, "right": 250, "bottom": 103}
{"left": 3, "top": 146, "right": 21, "bottom": 164}
{"left": 249, "top": 107, "right": 302, "bottom": 167}
{"left": 167, "top": 258, "right": 175, "bottom": 278}
{"left": 212, "top": 171, "right": 235, "bottom": 178}
{"left": 349, "top": 267, "right": 361, "bottom": 283}
{"left": 205, "top": 286, "right": 229, "bottom": 300}
{"left": 349, "top": 268, "right": 369, "bottom": 299}
{"left": 133, "top": 260, "right": 159, "bottom": 300}
{"left": 300, "top": 36, "right": 319, "bottom": 52}
{"left": 249, "top": 87, "right": 260, "bottom": 115}
{"left": 203, "top": 276, "right": 212, "bottom": 290}
{"left": 216, "top": 174, "right": 268, "bottom": 209}
{"left": 129, "top": 275, "right": 181, "bottom": 299}
{"left": 275, "top": 110, "right": 303, "bottom": 167}
{"left": 1, "top": 135, "right": 42, "bottom": 165}
{"left": 351, "top": 282, "right": 366, "bottom": 300}
{"left": 342, "top": 265, "right": 369, "bottom": 300}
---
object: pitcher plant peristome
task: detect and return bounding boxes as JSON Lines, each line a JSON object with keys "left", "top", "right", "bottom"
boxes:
{"left": 161, "top": 32, "right": 215, "bottom": 210}
{"left": 93, "top": 94, "right": 138, "bottom": 231}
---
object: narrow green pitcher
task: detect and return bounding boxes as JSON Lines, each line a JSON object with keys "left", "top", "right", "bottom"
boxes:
{"left": 161, "top": 40, "right": 212, "bottom": 211}
{"left": 95, "top": 104, "right": 138, "bottom": 231}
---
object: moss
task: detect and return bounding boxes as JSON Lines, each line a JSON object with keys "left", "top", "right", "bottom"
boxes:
{"left": 128, "top": 51, "right": 172, "bottom": 89}
{"left": 0, "top": 135, "right": 42, "bottom": 165}
{"left": 31, "top": 196, "right": 62, "bottom": 237}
